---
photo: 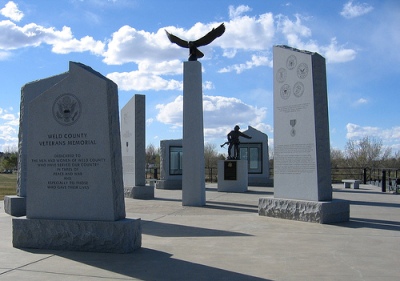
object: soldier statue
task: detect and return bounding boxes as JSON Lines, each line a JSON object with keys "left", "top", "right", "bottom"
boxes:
{"left": 221, "top": 125, "right": 252, "bottom": 160}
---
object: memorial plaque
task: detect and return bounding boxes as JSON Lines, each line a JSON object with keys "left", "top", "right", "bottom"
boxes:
{"left": 273, "top": 45, "right": 331, "bottom": 201}
{"left": 224, "top": 161, "right": 237, "bottom": 180}
{"left": 26, "top": 62, "right": 126, "bottom": 221}
{"left": 259, "top": 46, "right": 349, "bottom": 224}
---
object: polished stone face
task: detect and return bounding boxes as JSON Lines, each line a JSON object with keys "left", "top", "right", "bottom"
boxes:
{"left": 25, "top": 62, "right": 125, "bottom": 221}
{"left": 273, "top": 45, "right": 331, "bottom": 202}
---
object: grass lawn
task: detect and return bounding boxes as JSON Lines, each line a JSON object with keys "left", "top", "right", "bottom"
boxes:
{"left": 0, "top": 173, "right": 17, "bottom": 200}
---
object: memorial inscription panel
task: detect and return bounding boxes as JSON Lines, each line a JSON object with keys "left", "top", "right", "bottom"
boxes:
{"left": 273, "top": 46, "right": 331, "bottom": 201}
{"left": 26, "top": 62, "right": 124, "bottom": 221}
{"left": 224, "top": 161, "right": 237, "bottom": 181}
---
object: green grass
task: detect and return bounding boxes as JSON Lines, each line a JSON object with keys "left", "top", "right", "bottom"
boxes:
{"left": 0, "top": 173, "right": 17, "bottom": 200}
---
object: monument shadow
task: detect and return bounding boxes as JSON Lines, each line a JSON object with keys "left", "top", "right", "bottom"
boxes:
{"left": 23, "top": 248, "right": 270, "bottom": 281}
{"left": 341, "top": 217, "right": 400, "bottom": 232}
{"left": 141, "top": 220, "right": 252, "bottom": 238}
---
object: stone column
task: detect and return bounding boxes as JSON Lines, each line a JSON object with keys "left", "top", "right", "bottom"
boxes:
{"left": 182, "top": 61, "right": 205, "bottom": 206}
{"left": 121, "top": 95, "right": 153, "bottom": 199}
{"left": 258, "top": 46, "right": 349, "bottom": 224}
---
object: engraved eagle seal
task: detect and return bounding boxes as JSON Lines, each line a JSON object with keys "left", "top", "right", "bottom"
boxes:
{"left": 52, "top": 93, "right": 81, "bottom": 126}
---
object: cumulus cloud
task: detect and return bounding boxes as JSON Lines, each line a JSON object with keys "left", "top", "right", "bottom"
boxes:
{"left": 155, "top": 95, "right": 269, "bottom": 139}
{"left": 346, "top": 123, "right": 400, "bottom": 145}
{"left": 219, "top": 55, "right": 272, "bottom": 73}
{"left": 107, "top": 70, "right": 182, "bottom": 91}
{"left": 276, "top": 15, "right": 356, "bottom": 63}
{"left": 320, "top": 38, "right": 356, "bottom": 63}
{"left": 0, "top": 1, "right": 23, "bottom": 22}
{"left": 0, "top": 3, "right": 359, "bottom": 94}
{"left": 0, "top": 20, "right": 105, "bottom": 55}
{"left": 340, "top": 1, "right": 374, "bottom": 19}
{"left": 229, "top": 5, "right": 252, "bottom": 19}
{"left": 0, "top": 107, "right": 19, "bottom": 151}
{"left": 102, "top": 25, "right": 172, "bottom": 65}
{"left": 219, "top": 12, "right": 275, "bottom": 51}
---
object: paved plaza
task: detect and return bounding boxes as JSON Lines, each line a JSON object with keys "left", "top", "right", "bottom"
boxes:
{"left": 1, "top": 183, "right": 399, "bottom": 280}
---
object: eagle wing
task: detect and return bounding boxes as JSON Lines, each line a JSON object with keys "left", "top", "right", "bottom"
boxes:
{"left": 193, "top": 23, "right": 225, "bottom": 47}
{"left": 165, "top": 30, "right": 189, "bottom": 48}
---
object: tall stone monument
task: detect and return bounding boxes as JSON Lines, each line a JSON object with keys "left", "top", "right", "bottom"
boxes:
{"left": 121, "top": 94, "right": 154, "bottom": 199}
{"left": 182, "top": 61, "right": 205, "bottom": 206}
{"left": 12, "top": 62, "right": 141, "bottom": 252}
{"left": 258, "top": 46, "right": 349, "bottom": 223}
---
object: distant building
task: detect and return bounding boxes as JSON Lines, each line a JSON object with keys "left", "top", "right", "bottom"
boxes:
{"left": 158, "top": 126, "right": 272, "bottom": 187}
{"left": 238, "top": 126, "right": 272, "bottom": 186}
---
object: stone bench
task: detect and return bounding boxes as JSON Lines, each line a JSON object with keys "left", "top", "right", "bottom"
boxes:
{"left": 342, "top": 179, "right": 361, "bottom": 189}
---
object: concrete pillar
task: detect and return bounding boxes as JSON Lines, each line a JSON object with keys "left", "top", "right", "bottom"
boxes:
{"left": 182, "top": 61, "right": 205, "bottom": 206}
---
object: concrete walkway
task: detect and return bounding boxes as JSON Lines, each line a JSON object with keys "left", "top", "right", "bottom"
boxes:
{"left": 1, "top": 183, "right": 399, "bottom": 280}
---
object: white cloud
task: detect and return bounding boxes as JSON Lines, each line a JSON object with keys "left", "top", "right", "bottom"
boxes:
{"left": 0, "top": 1, "right": 23, "bottom": 22}
{"left": 229, "top": 5, "right": 252, "bottom": 19}
{"left": 0, "top": 108, "right": 19, "bottom": 151}
{"left": 0, "top": 50, "right": 11, "bottom": 60}
{"left": 155, "top": 95, "right": 269, "bottom": 139}
{"left": 277, "top": 15, "right": 356, "bottom": 63}
{"left": 340, "top": 1, "right": 374, "bottom": 19}
{"left": 155, "top": 95, "right": 183, "bottom": 127}
{"left": 146, "top": 118, "right": 154, "bottom": 126}
{"left": 346, "top": 123, "right": 400, "bottom": 152}
{"left": 353, "top": 98, "right": 368, "bottom": 106}
{"left": 220, "top": 12, "right": 275, "bottom": 51}
{"left": 0, "top": 20, "right": 105, "bottom": 55}
{"left": 321, "top": 38, "right": 356, "bottom": 63}
{"left": 107, "top": 70, "right": 182, "bottom": 91}
{"left": 102, "top": 25, "right": 174, "bottom": 65}
{"left": 203, "top": 81, "right": 214, "bottom": 90}
{"left": 219, "top": 55, "right": 272, "bottom": 73}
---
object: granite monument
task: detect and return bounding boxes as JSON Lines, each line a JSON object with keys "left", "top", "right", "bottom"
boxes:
{"left": 12, "top": 62, "right": 141, "bottom": 252}
{"left": 258, "top": 46, "right": 349, "bottom": 223}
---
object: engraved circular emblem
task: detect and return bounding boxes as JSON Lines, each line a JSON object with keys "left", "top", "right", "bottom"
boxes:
{"left": 293, "top": 81, "right": 305, "bottom": 97}
{"left": 276, "top": 68, "right": 287, "bottom": 83}
{"left": 286, "top": 55, "right": 297, "bottom": 70}
{"left": 297, "top": 63, "right": 309, "bottom": 79}
{"left": 280, "top": 84, "right": 291, "bottom": 100}
{"left": 52, "top": 93, "right": 81, "bottom": 126}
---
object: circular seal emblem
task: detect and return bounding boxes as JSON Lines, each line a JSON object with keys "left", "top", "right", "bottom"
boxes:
{"left": 293, "top": 81, "right": 305, "bottom": 97}
{"left": 276, "top": 68, "right": 287, "bottom": 83}
{"left": 52, "top": 93, "right": 81, "bottom": 126}
{"left": 280, "top": 84, "right": 291, "bottom": 100}
{"left": 286, "top": 55, "right": 297, "bottom": 70}
{"left": 297, "top": 63, "right": 309, "bottom": 79}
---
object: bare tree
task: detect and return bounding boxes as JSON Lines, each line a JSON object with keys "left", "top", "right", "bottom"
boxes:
{"left": 145, "top": 144, "right": 160, "bottom": 168}
{"left": 204, "top": 143, "right": 219, "bottom": 168}
{"left": 345, "top": 136, "right": 392, "bottom": 168}
{"left": 331, "top": 147, "right": 345, "bottom": 168}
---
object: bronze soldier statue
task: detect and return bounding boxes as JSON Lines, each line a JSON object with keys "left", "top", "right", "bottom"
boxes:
{"left": 222, "top": 125, "right": 252, "bottom": 160}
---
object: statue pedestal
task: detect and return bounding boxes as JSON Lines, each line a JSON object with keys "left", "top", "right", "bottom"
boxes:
{"left": 217, "top": 160, "right": 248, "bottom": 192}
{"left": 182, "top": 61, "right": 205, "bottom": 206}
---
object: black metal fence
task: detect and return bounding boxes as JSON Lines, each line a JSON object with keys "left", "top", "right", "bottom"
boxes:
{"left": 146, "top": 166, "right": 400, "bottom": 188}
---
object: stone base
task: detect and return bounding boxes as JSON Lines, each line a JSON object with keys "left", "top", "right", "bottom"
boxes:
{"left": 12, "top": 217, "right": 142, "bottom": 253}
{"left": 217, "top": 160, "right": 248, "bottom": 192}
{"left": 4, "top": 195, "right": 26, "bottom": 217}
{"left": 125, "top": 185, "right": 154, "bottom": 199}
{"left": 156, "top": 179, "right": 182, "bottom": 190}
{"left": 258, "top": 197, "right": 350, "bottom": 224}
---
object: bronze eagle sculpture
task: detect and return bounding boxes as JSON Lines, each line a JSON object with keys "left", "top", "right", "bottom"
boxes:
{"left": 165, "top": 23, "right": 225, "bottom": 61}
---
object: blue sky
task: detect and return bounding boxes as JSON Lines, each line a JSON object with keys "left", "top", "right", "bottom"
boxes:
{"left": 0, "top": 0, "right": 399, "bottom": 156}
